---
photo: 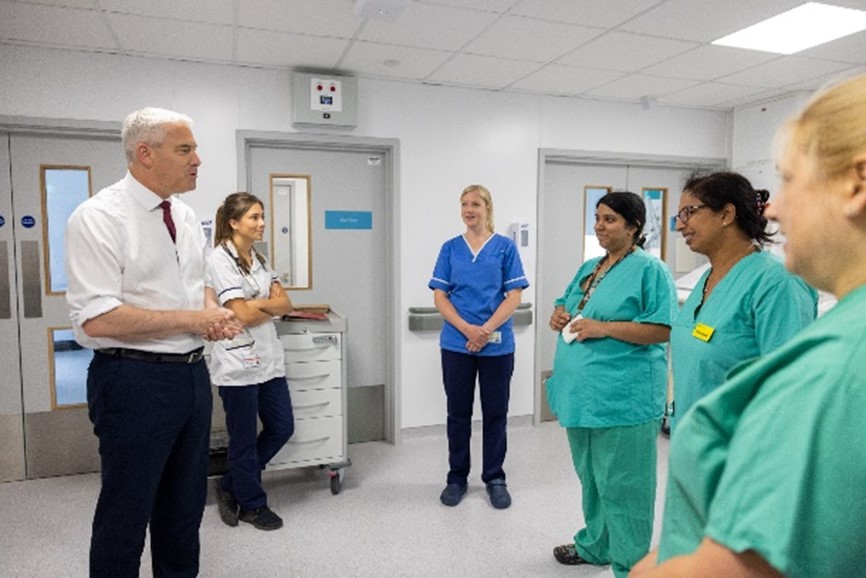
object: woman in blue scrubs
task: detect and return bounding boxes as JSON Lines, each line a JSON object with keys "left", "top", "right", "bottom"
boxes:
{"left": 669, "top": 171, "right": 816, "bottom": 431}
{"left": 631, "top": 73, "right": 866, "bottom": 578}
{"left": 429, "top": 184, "right": 529, "bottom": 510}
{"left": 547, "top": 192, "right": 676, "bottom": 578}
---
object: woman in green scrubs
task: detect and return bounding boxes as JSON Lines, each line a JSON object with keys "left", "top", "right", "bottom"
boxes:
{"left": 547, "top": 192, "right": 676, "bottom": 578}
{"left": 631, "top": 73, "right": 866, "bottom": 578}
{"left": 669, "top": 171, "right": 816, "bottom": 431}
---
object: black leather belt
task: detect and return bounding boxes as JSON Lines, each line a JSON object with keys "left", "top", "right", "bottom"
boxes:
{"left": 97, "top": 346, "right": 205, "bottom": 364}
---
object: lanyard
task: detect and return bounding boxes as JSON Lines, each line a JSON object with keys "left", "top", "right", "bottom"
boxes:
{"left": 576, "top": 247, "right": 633, "bottom": 312}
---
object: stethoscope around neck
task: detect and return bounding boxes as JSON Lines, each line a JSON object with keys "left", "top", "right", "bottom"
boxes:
{"left": 221, "top": 241, "right": 264, "bottom": 298}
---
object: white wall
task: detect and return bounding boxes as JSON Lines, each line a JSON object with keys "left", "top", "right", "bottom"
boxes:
{"left": 1, "top": 45, "right": 733, "bottom": 429}
{"left": 731, "top": 92, "right": 811, "bottom": 195}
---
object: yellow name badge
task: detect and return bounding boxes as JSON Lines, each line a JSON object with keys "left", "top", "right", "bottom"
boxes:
{"left": 692, "top": 323, "right": 715, "bottom": 342}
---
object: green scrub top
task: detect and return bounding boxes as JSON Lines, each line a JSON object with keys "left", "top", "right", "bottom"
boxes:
{"left": 670, "top": 251, "right": 817, "bottom": 430}
{"left": 658, "top": 284, "right": 866, "bottom": 577}
{"left": 547, "top": 249, "right": 676, "bottom": 428}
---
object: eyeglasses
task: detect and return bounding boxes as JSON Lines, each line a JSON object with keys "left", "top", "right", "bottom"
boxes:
{"left": 675, "top": 204, "right": 708, "bottom": 224}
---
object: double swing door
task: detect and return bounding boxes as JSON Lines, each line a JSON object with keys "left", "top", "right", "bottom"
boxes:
{"left": 0, "top": 128, "right": 126, "bottom": 481}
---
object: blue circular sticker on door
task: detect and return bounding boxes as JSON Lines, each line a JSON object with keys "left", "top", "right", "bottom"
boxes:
{"left": 0, "top": 215, "right": 5, "bottom": 227}
{"left": 21, "top": 215, "right": 36, "bottom": 228}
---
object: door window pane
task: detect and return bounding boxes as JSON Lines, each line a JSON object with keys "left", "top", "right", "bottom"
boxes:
{"left": 42, "top": 167, "right": 90, "bottom": 293}
{"left": 51, "top": 328, "right": 90, "bottom": 407}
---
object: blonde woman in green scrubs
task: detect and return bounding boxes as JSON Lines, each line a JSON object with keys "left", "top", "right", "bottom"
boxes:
{"left": 669, "top": 171, "right": 816, "bottom": 431}
{"left": 631, "top": 73, "right": 866, "bottom": 578}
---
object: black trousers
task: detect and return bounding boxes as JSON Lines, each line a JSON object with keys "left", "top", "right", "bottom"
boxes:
{"left": 441, "top": 349, "right": 513, "bottom": 485}
{"left": 87, "top": 352, "right": 212, "bottom": 578}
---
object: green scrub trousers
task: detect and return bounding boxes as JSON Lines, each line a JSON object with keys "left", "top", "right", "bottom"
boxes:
{"left": 567, "top": 420, "right": 658, "bottom": 578}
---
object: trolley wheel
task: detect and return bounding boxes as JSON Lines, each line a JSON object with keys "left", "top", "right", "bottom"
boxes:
{"left": 329, "top": 468, "right": 343, "bottom": 495}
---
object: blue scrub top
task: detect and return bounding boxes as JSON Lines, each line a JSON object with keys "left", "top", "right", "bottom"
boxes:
{"left": 669, "top": 251, "right": 817, "bottom": 430}
{"left": 547, "top": 248, "right": 677, "bottom": 428}
{"left": 429, "top": 233, "right": 529, "bottom": 356}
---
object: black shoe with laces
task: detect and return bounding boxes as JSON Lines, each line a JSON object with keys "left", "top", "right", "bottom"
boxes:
{"left": 239, "top": 506, "right": 283, "bottom": 531}
{"left": 215, "top": 484, "right": 239, "bottom": 527}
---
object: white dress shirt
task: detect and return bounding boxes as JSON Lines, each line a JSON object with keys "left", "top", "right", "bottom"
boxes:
{"left": 65, "top": 171, "right": 207, "bottom": 353}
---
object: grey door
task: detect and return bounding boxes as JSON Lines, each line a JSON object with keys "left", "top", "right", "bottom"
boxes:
{"left": 0, "top": 129, "right": 126, "bottom": 480}
{"left": 246, "top": 142, "right": 391, "bottom": 442}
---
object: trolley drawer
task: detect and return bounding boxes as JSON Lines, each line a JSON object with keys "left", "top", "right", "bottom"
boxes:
{"left": 290, "top": 387, "right": 342, "bottom": 419}
{"left": 268, "top": 415, "right": 343, "bottom": 467}
{"left": 285, "top": 359, "right": 341, "bottom": 391}
{"left": 280, "top": 333, "right": 341, "bottom": 362}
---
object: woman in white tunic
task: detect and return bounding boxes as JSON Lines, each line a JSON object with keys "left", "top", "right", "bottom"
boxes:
{"left": 207, "top": 192, "right": 295, "bottom": 531}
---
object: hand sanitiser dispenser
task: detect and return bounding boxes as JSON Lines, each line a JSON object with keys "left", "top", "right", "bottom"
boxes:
{"left": 508, "top": 222, "right": 530, "bottom": 248}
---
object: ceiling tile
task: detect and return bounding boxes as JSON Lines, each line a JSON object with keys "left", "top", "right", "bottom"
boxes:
{"left": 658, "top": 82, "right": 773, "bottom": 108}
{"left": 642, "top": 45, "right": 779, "bottom": 81}
{"left": 510, "top": 64, "right": 625, "bottom": 96}
{"left": 13, "top": 0, "right": 98, "bottom": 8}
{"left": 778, "top": 66, "right": 866, "bottom": 92}
{"left": 558, "top": 31, "right": 699, "bottom": 72}
{"left": 463, "top": 15, "right": 601, "bottom": 62}
{"left": 359, "top": 2, "right": 500, "bottom": 51}
{"left": 0, "top": 2, "right": 116, "bottom": 49}
{"left": 584, "top": 73, "right": 699, "bottom": 101}
{"left": 718, "top": 56, "right": 854, "bottom": 89}
{"left": 620, "top": 0, "right": 805, "bottom": 43}
{"left": 427, "top": 54, "right": 543, "bottom": 89}
{"left": 99, "top": 0, "right": 235, "bottom": 25}
{"left": 510, "top": 0, "right": 663, "bottom": 28}
{"left": 719, "top": 88, "right": 791, "bottom": 108}
{"left": 238, "top": 0, "right": 362, "bottom": 37}
{"left": 341, "top": 40, "right": 452, "bottom": 80}
{"left": 236, "top": 28, "right": 349, "bottom": 69}
{"left": 464, "top": 16, "right": 602, "bottom": 62}
{"left": 416, "top": 0, "right": 515, "bottom": 12}
{"left": 106, "top": 13, "right": 234, "bottom": 61}
{"left": 799, "top": 31, "right": 866, "bottom": 65}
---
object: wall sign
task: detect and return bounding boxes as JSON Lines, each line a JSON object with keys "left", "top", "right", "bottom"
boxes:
{"left": 325, "top": 210, "right": 372, "bottom": 230}
{"left": 21, "top": 215, "right": 36, "bottom": 228}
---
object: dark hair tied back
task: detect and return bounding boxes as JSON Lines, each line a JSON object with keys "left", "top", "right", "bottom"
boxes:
{"left": 682, "top": 171, "right": 774, "bottom": 246}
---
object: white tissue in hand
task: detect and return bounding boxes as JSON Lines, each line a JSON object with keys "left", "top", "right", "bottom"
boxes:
{"left": 561, "top": 314, "right": 582, "bottom": 344}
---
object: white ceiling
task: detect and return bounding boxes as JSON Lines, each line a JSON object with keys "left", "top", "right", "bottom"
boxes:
{"left": 2, "top": 0, "right": 866, "bottom": 111}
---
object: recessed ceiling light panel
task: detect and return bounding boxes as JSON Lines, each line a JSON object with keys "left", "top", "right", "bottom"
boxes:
{"left": 712, "top": 2, "right": 866, "bottom": 54}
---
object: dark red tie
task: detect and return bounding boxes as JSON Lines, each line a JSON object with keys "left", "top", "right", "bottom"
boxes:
{"left": 160, "top": 200, "right": 176, "bottom": 243}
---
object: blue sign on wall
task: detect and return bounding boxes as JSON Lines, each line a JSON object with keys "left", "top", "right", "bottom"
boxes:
{"left": 325, "top": 210, "right": 373, "bottom": 230}
{"left": 21, "top": 215, "right": 36, "bottom": 228}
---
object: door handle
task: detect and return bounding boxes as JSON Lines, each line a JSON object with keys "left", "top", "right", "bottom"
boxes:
{"left": 20, "top": 240, "right": 42, "bottom": 318}
{"left": 0, "top": 241, "right": 9, "bottom": 319}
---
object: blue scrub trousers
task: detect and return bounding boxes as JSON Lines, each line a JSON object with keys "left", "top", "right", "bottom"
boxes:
{"left": 218, "top": 377, "right": 294, "bottom": 511}
{"left": 87, "top": 352, "right": 212, "bottom": 578}
{"left": 567, "top": 420, "right": 659, "bottom": 578}
{"left": 441, "top": 349, "right": 513, "bottom": 485}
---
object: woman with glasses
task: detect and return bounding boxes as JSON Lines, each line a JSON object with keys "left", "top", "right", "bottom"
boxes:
{"left": 207, "top": 192, "right": 295, "bottom": 531}
{"left": 631, "top": 72, "right": 866, "bottom": 578}
{"left": 668, "top": 172, "right": 816, "bottom": 431}
{"left": 547, "top": 192, "right": 676, "bottom": 578}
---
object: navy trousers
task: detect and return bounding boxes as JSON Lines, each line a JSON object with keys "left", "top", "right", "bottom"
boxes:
{"left": 218, "top": 377, "right": 294, "bottom": 511}
{"left": 441, "top": 349, "right": 514, "bottom": 485}
{"left": 87, "top": 353, "right": 212, "bottom": 578}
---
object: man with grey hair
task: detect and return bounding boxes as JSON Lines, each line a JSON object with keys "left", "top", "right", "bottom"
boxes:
{"left": 66, "top": 107, "right": 242, "bottom": 577}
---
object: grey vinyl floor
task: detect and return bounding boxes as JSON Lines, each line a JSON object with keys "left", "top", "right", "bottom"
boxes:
{"left": 0, "top": 419, "right": 669, "bottom": 577}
